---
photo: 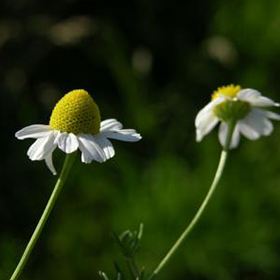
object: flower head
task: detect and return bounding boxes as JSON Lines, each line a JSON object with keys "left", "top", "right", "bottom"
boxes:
{"left": 195, "top": 85, "right": 280, "bottom": 149}
{"left": 15, "top": 89, "right": 142, "bottom": 175}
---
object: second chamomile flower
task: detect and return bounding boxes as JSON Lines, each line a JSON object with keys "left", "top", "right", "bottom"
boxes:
{"left": 195, "top": 85, "right": 280, "bottom": 149}
{"left": 16, "top": 89, "right": 142, "bottom": 175}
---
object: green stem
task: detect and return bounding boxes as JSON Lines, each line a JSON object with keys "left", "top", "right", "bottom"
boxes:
{"left": 126, "top": 257, "right": 140, "bottom": 279}
{"left": 148, "top": 122, "right": 235, "bottom": 280}
{"left": 10, "top": 152, "right": 77, "bottom": 280}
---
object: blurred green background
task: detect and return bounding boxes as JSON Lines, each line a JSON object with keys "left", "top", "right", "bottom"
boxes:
{"left": 1, "top": 0, "right": 280, "bottom": 279}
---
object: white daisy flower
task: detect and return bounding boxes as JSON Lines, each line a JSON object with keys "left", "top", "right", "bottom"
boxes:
{"left": 195, "top": 85, "right": 280, "bottom": 149}
{"left": 15, "top": 89, "right": 142, "bottom": 175}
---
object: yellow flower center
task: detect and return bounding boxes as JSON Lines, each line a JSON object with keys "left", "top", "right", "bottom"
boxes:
{"left": 212, "top": 84, "right": 241, "bottom": 100}
{"left": 49, "top": 89, "right": 101, "bottom": 135}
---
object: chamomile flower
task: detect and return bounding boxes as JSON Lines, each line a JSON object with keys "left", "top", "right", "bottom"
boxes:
{"left": 195, "top": 85, "right": 280, "bottom": 149}
{"left": 15, "top": 89, "right": 142, "bottom": 175}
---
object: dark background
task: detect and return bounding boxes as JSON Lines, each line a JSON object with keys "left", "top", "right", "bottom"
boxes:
{"left": 1, "top": 0, "right": 280, "bottom": 279}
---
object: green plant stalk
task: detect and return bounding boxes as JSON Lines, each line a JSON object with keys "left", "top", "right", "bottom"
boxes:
{"left": 148, "top": 121, "right": 235, "bottom": 280}
{"left": 10, "top": 152, "right": 77, "bottom": 280}
{"left": 126, "top": 257, "right": 140, "bottom": 279}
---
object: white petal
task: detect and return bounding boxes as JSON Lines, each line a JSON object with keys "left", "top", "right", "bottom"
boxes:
{"left": 57, "top": 133, "right": 79, "bottom": 154}
{"left": 195, "top": 97, "right": 225, "bottom": 127}
{"left": 230, "top": 125, "right": 240, "bottom": 148}
{"left": 253, "top": 108, "right": 280, "bottom": 120}
{"left": 237, "top": 89, "right": 260, "bottom": 100}
{"left": 27, "top": 131, "right": 57, "bottom": 160}
{"left": 218, "top": 122, "right": 228, "bottom": 147}
{"left": 238, "top": 89, "right": 277, "bottom": 107}
{"left": 77, "top": 134, "right": 106, "bottom": 163}
{"left": 218, "top": 122, "right": 240, "bottom": 149}
{"left": 95, "top": 134, "right": 115, "bottom": 160}
{"left": 238, "top": 109, "right": 274, "bottom": 139}
{"left": 196, "top": 113, "right": 219, "bottom": 142}
{"left": 15, "top": 124, "right": 52, "bottom": 140}
{"left": 218, "top": 122, "right": 227, "bottom": 147}
{"left": 103, "top": 129, "right": 142, "bottom": 142}
{"left": 248, "top": 109, "right": 273, "bottom": 135}
{"left": 238, "top": 122, "right": 260, "bottom": 140}
{"left": 250, "top": 96, "right": 276, "bottom": 107}
{"left": 100, "top": 119, "right": 123, "bottom": 132}
{"left": 45, "top": 152, "right": 57, "bottom": 175}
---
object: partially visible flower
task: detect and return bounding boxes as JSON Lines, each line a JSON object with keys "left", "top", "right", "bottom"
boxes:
{"left": 195, "top": 85, "right": 280, "bottom": 148}
{"left": 15, "top": 89, "right": 142, "bottom": 175}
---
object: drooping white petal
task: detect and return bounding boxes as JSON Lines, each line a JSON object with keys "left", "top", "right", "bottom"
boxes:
{"left": 253, "top": 108, "right": 280, "bottom": 120}
{"left": 45, "top": 152, "right": 57, "bottom": 175}
{"left": 237, "top": 89, "right": 261, "bottom": 100}
{"left": 261, "top": 119, "right": 273, "bottom": 136}
{"left": 238, "top": 122, "right": 260, "bottom": 140}
{"left": 251, "top": 110, "right": 273, "bottom": 136}
{"left": 57, "top": 133, "right": 79, "bottom": 154}
{"left": 239, "top": 109, "right": 274, "bottom": 138}
{"left": 196, "top": 113, "right": 219, "bottom": 142}
{"left": 238, "top": 89, "right": 276, "bottom": 107}
{"left": 100, "top": 119, "right": 123, "bottom": 132}
{"left": 103, "top": 129, "right": 142, "bottom": 142}
{"left": 27, "top": 131, "right": 57, "bottom": 160}
{"left": 195, "top": 97, "right": 225, "bottom": 127}
{"left": 218, "top": 122, "right": 240, "bottom": 149}
{"left": 230, "top": 125, "right": 241, "bottom": 148}
{"left": 15, "top": 124, "right": 52, "bottom": 140}
{"left": 95, "top": 134, "right": 115, "bottom": 160}
{"left": 250, "top": 96, "right": 276, "bottom": 107}
{"left": 218, "top": 122, "right": 228, "bottom": 147}
{"left": 27, "top": 138, "right": 47, "bottom": 160}
{"left": 77, "top": 134, "right": 106, "bottom": 163}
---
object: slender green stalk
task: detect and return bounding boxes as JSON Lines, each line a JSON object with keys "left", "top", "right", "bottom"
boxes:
{"left": 148, "top": 122, "right": 235, "bottom": 280}
{"left": 10, "top": 152, "right": 77, "bottom": 280}
{"left": 126, "top": 258, "right": 140, "bottom": 279}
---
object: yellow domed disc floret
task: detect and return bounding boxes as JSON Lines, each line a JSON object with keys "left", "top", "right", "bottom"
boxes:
{"left": 212, "top": 84, "right": 241, "bottom": 100}
{"left": 49, "top": 89, "right": 101, "bottom": 135}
